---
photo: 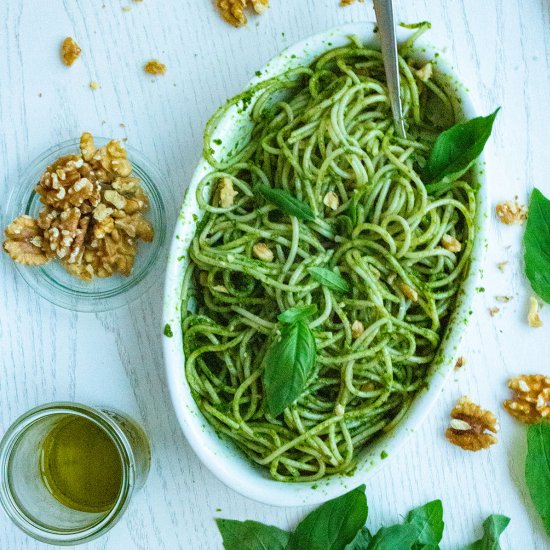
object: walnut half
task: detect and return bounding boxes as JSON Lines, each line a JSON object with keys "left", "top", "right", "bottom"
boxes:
{"left": 216, "top": 0, "right": 269, "bottom": 27}
{"left": 3, "top": 216, "right": 49, "bottom": 266}
{"left": 445, "top": 396, "right": 499, "bottom": 451}
{"left": 503, "top": 375, "right": 550, "bottom": 424}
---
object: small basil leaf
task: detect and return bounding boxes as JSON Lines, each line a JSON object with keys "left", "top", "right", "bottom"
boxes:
{"left": 424, "top": 109, "right": 499, "bottom": 192}
{"left": 257, "top": 184, "right": 316, "bottom": 221}
{"left": 277, "top": 304, "right": 318, "bottom": 324}
{"left": 523, "top": 188, "right": 550, "bottom": 303}
{"left": 262, "top": 320, "right": 316, "bottom": 417}
{"left": 525, "top": 422, "right": 550, "bottom": 536}
{"left": 216, "top": 519, "right": 290, "bottom": 550}
{"left": 308, "top": 266, "right": 350, "bottom": 293}
{"left": 462, "top": 515, "right": 510, "bottom": 550}
{"left": 287, "top": 485, "right": 368, "bottom": 550}
{"left": 345, "top": 526, "right": 373, "bottom": 550}
{"left": 367, "top": 524, "right": 418, "bottom": 550}
{"left": 405, "top": 499, "right": 444, "bottom": 548}
{"left": 348, "top": 192, "right": 360, "bottom": 227}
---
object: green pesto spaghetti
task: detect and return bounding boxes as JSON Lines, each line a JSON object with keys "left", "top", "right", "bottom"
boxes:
{"left": 181, "top": 36, "right": 478, "bottom": 482}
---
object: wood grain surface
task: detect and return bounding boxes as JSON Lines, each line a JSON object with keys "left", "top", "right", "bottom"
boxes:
{"left": 0, "top": 1, "right": 549, "bottom": 548}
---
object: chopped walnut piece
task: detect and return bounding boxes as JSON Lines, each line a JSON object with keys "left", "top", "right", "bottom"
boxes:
{"left": 323, "top": 191, "right": 339, "bottom": 211}
{"left": 441, "top": 234, "right": 461, "bottom": 252}
{"left": 61, "top": 37, "right": 81, "bottom": 66}
{"left": 398, "top": 282, "right": 418, "bottom": 302}
{"left": 251, "top": 0, "right": 269, "bottom": 14}
{"left": 445, "top": 396, "right": 499, "bottom": 451}
{"left": 3, "top": 216, "right": 49, "bottom": 266}
{"left": 144, "top": 60, "right": 166, "bottom": 75}
{"left": 528, "top": 296, "right": 543, "bottom": 328}
{"left": 351, "top": 320, "right": 364, "bottom": 339}
{"left": 489, "top": 307, "right": 500, "bottom": 317}
{"left": 416, "top": 62, "right": 433, "bottom": 82}
{"left": 495, "top": 295, "right": 513, "bottom": 303}
{"left": 252, "top": 242, "right": 274, "bottom": 262}
{"left": 496, "top": 201, "right": 527, "bottom": 225}
{"left": 504, "top": 374, "right": 550, "bottom": 424}
{"left": 89, "top": 81, "right": 100, "bottom": 91}
{"left": 218, "top": 177, "right": 238, "bottom": 208}
{"left": 216, "top": 0, "right": 268, "bottom": 27}
{"left": 454, "top": 356, "right": 466, "bottom": 369}
{"left": 341, "top": 0, "right": 363, "bottom": 5}
{"left": 497, "top": 261, "right": 508, "bottom": 272}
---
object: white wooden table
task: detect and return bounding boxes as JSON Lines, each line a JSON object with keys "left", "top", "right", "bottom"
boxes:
{"left": 1, "top": 1, "right": 549, "bottom": 548}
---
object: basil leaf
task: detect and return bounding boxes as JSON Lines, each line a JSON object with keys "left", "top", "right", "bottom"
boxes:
{"left": 287, "top": 485, "right": 368, "bottom": 550}
{"left": 257, "top": 184, "right": 316, "bottom": 221}
{"left": 277, "top": 304, "right": 317, "bottom": 324}
{"left": 367, "top": 524, "right": 418, "bottom": 549}
{"left": 216, "top": 519, "right": 289, "bottom": 550}
{"left": 525, "top": 422, "right": 550, "bottom": 536}
{"left": 524, "top": 188, "right": 550, "bottom": 303}
{"left": 462, "top": 515, "right": 510, "bottom": 550}
{"left": 308, "top": 266, "right": 350, "bottom": 293}
{"left": 424, "top": 109, "right": 499, "bottom": 192}
{"left": 262, "top": 320, "right": 316, "bottom": 417}
{"left": 405, "top": 500, "right": 444, "bottom": 548}
{"left": 345, "top": 526, "right": 373, "bottom": 550}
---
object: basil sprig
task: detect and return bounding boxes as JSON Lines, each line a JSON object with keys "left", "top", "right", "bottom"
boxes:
{"left": 424, "top": 109, "right": 499, "bottom": 193}
{"left": 308, "top": 266, "right": 350, "bottom": 293}
{"left": 277, "top": 304, "right": 317, "bottom": 324}
{"left": 257, "top": 184, "right": 316, "bottom": 221}
{"left": 525, "top": 422, "right": 550, "bottom": 537}
{"left": 215, "top": 486, "right": 509, "bottom": 550}
{"left": 524, "top": 188, "right": 550, "bottom": 303}
{"left": 262, "top": 320, "right": 316, "bottom": 417}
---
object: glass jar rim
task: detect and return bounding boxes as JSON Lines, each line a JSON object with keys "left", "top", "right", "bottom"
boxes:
{"left": 0, "top": 402, "right": 137, "bottom": 545}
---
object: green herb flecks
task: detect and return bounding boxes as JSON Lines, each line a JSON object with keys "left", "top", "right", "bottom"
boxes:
{"left": 163, "top": 323, "right": 173, "bottom": 337}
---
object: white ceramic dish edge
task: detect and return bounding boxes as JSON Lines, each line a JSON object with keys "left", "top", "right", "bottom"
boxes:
{"left": 163, "top": 22, "right": 488, "bottom": 507}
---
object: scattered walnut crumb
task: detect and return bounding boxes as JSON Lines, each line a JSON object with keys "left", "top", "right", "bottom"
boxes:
{"left": 416, "top": 63, "right": 433, "bottom": 82}
{"left": 454, "top": 356, "right": 466, "bottom": 369}
{"left": 497, "top": 261, "right": 508, "bottom": 272}
{"left": 89, "top": 81, "right": 100, "bottom": 91}
{"left": 144, "top": 60, "right": 166, "bottom": 75}
{"left": 252, "top": 242, "right": 274, "bottom": 262}
{"left": 504, "top": 374, "right": 550, "bottom": 424}
{"left": 122, "top": 5, "right": 132, "bottom": 11}
{"left": 351, "top": 320, "right": 364, "bottom": 339}
{"left": 528, "top": 296, "right": 543, "bottom": 328}
{"left": 441, "top": 234, "right": 461, "bottom": 253}
{"left": 216, "top": 0, "right": 269, "bottom": 27}
{"left": 445, "top": 396, "right": 499, "bottom": 451}
{"left": 218, "top": 177, "right": 238, "bottom": 208}
{"left": 495, "top": 201, "right": 527, "bottom": 225}
{"left": 495, "top": 295, "right": 513, "bottom": 303}
{"left": 323, "top": 191, "right": 339, "bottom": 211}
{"left": 61, "top": 37, "right": 81, "bottom": 66}
{"left": 489, "top": 307, "right": 500, "bottom": 317}
{"left": 341, "top": 0, "right": 364, "bottom": 5}
{"left": 398, "top": 282, "right": 418, "bottom": 302}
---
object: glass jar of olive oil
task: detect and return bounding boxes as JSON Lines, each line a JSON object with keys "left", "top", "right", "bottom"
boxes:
{"left": 0, "top": 402, "right": 150, "bottom": 545}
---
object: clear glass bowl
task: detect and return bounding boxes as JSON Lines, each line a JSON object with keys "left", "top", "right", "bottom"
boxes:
{"left": 5, "top": 137, "right": 168, "bottom": 312}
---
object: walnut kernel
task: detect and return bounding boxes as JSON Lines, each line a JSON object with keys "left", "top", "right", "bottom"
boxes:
{"left": 398, "top": 282, "right": 418, "bottom": 302}
{"left": 252, "top": 243, "right": 274, "bottom": 262}
{"left": 416, "top": 63, "right": 433, "bottom": 82}
{"left": 441, "top": 234, "right": 461, "bottom": 252}
{"left": 504, "top": 374, "right": 550, "bottom": 424}
{"left": 351, "top": 320, "right": 364, "bottom": 339}
{"left": 216, "top": 0, "right": 269, "bottom": 27}
{"left": 61, "top": 37, "right": 81, "bottom": 66}
{"left": 218, "top": 177, "right": 238, "bottom": 208}
{"left": 496, "top": 201, "right": 527, "bottom": 225}
{"left": 323, "top": 191, "right": 339, "bottom": 211}
{"left": 144, "top": 60, "right": 166, "bottom": 75}
{"left": 3, "top": 216, "right": 49, "bottom": 265}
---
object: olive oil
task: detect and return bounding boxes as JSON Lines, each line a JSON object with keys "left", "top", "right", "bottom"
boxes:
{"left": 39, "top": 416, "right": 123, "bottom": 513}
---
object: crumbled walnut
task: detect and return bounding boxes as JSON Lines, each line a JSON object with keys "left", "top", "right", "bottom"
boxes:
{"left": 497, "top": 261, "right": 508, "bottom": 272}
{"left": 216, "top": 0, "right": 268, "bottom": 27}
{"left": 61, "top": 37, "right": 81, "bottom": 66}
{"left": 528, "top": 296, "right": 543, "bottom": 328}
{"left": 323, "top": 191, "right": 339, "bottom": 211}
{"left": 218, "top": 177, "right": 238, "bottom": 208}
{"left": 351, "top": 320, "right": 364, "bottom": 339}
{"left": 416, "top": 62, "right": 433, "bottom": 82}
{"left": 252, "top": 242, "right": 274, "bottom": 262}
{"left": 445, "top": 396, "right": 499, "bottom": 451}
{"left": 489, "top": 307, "right": 500, "bottom": 317}
{"left": 3, "top": 216, "right": 50, "bottom": 266}
{"left": 441, "top": 234, "right": 461, "bottom": 252}
{"left": 89, "top": 81, "right": 100, "bottom": 91}
{"left": 144, "top": 60, "right": 166, "bottom": 75}
{"left": 251, "top": 0, "right": 269, "bottom": 14}
{"left": 496, "top": 201, "right": 527, "bottom": 224}
{"left": 504, "top": 374, "right": 550, "bottom": 424}
{"left": 398, "top": 282, "right": 418, "bottom": 302}
{"left": 341, "top": 0, "right": 363, "bottom": 5}
{"left": 455, "top": 356, "right": 466, "bottom": 369}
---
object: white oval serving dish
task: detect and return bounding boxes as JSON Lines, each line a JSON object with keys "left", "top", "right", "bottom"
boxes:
{"left": 163, "top": 22, "right": 488, "bottom": 507}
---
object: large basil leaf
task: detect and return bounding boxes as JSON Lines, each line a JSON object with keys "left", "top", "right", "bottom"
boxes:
{"left": 367, "top": 524, "right": 418, "bottom": 549}
{"left": 278, "top": 304, "right": 317, "bottom": 324}
{"left": 424, "top": 109, "right": 499, "bottom": 193}
{"left": 524, "top": 188, "right": 550, "bottom": 303}
{"left": 525, "top": 422, "right": 550, "bottom": 536}
{"left": 257, "top": 184, "right": 316, "bottom": 221}
{"left": 287, "top": 485, "right": 368, "bottom": 550}
{"left": 405, "top": 500, "right": 444, "bottom": 548}
{"left": 216, "top": 519, "right": 289, "bottom": 550}
{"left": 345, "top": 526, "right": 373, "bottom": 550}
{"left": 262, "top": 320, "right": 316, "bottom": 417}
{"left": 462, "top": 515, "right": 510, "bottom": 550}
{"left": 308, "top": 266, "right": 350, "bottom": 293}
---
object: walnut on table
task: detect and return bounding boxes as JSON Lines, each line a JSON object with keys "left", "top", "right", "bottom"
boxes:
{"left": 61, "top": 37, "right": 81, "bottom": 66}
{"left": 503, "top": 375, "right": 550, "bottom": 424}
{"left": 144, "top": 60, "right": 167, "bottom": 75}
{"left": 216, "top": 0, "right": 269, "bottom": 27}
{"left": 445, "top": 396, "right": 499, "bottom": 451}
{"left": 495, "top": 200, "right": 527, "bottom": 225}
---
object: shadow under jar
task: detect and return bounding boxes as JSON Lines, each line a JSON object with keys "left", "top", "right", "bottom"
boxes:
{"left": 0, "top": 402, "right": 151, "bottom": 545}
